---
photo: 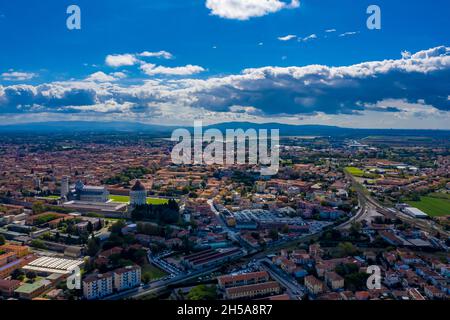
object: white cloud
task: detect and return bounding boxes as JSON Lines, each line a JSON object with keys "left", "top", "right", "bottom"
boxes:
{"left": 325, "top": 29, "right": 336, "bottom": 33}
{"left": 85, "top": 72, "right": 117, "bottom": 83}
{"left": 2, "top": 71, "right": 36, "bottom": 81}
{"left": 105, "top": 54, "right": 139, "bottom": 67}
{"left": 411, "top": 46, "right": 449, "bottom": 59}
{"left": 401, "top": 51, "right": 412, "bottom": 59}
{"left": 140, "top": 63, "right": 206, "bottom": 76}
{"left": 111, "top": 72, "right": 127, "bottom": 79}
{"left": 66, "top": 100, "right": 135, "bottom": 113}
{"left": 300, "top": 34, "right": 317, "bottom": 42}
{"left": 278, "top": 34, "right": 296, "bottom": 41}
{"left": 139, "top": 51, "right": 174, "bottom": 59}
{"left": 205, "top": 0, "right": 300, "bottom": 20}
{"left": 1, "top": 46, "right": 449, "bottom": 129}
{"left": 339, "top": 31, "right": 359, "bottom": 37}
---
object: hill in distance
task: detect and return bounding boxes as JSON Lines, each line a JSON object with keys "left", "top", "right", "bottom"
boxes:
{"left": 0, "top": 121, "right": 449, "bottom": 138}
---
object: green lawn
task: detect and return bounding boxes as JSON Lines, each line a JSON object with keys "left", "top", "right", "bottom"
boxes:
{"left": 109, "top": 195, "right": 168, "bottom": 205}
{"left": 406, "top": 196, "right": 450, "bottom": 217}
{"left": 429, "top": 193, "right": 450, "bottom": 200}
{"left": 345, "top": 167, "right": 378, "bottom": 179}
{"left": 345, "top": 167, "right": 365, "bottom": 176}
{"left": 42, "top": 195, "right": 61, "bottom": 199}
{"left": 109, "top": 195, "right": 130, "bottom": 203}
{"left": 142, "top": 263, "right": 168, "bottom": 281}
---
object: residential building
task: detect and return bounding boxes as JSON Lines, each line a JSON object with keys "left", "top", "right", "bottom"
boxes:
{"left": 304, "top": 275, "right": 324, "bottom": 295}
{"left": 83, "top": 272, "right": 114, "bottom": 300}
{"left": 113, "top": 265, "right": 142, "bottom": 291}
{"left": 0, "top": 244, "right": 29, "bottom": 258}
{"left": 0, "top": 279, "right": 21, "bottom": 297}
{"left": 325, "top": 272, "right": 345, "bottom": 290}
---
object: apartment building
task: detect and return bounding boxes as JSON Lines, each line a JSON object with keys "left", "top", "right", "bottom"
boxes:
{"left": 0, "top": 279, "right": 21, "bottom": 297}
{"left": 0, "top": 244, "right": 29, "bottom": 258}
{"left": 0, "top": 251, "right": 17, "bottom": 267}
{"left": 82, "top": 272, "right": 114, "bottom": 300}
{"left": 83, "top": 265, "right": 141, "bottom": 299}
{"left": 114, "top": 265, "right": 142, "bottom": 291}
{"left": 325, "top": 272, "right": 345, "bottom": 290}
{"left": 0, "top": 255, "right": 36, "bottom": 279}
{"left": 304, "top": 275, "right": 325, "bottom": 295}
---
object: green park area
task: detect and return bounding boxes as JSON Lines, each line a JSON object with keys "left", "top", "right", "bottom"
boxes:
{"left": 406, "top": 194, "right": 450, "bottom": 217}
{"left": 142, "top": 263, "right": 168, "bottom": 282}
{"left": 345, "top": 167, "right": 378, "bottom": 179}
{"left": 42, "top": 195, "right": 61, "bottom": 200}
{"left": 345, "top": 167, "right": 365, "bottom": 177}
{"left": 109, "top": 195, "right": 169, "bottom": 205}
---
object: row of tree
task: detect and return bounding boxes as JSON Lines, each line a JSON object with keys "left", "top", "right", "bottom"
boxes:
{"left": 131, "top": 199, "right": 180, "bottom": 224}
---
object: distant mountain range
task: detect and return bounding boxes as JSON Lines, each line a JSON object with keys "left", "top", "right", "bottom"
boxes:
{"left": 0, "top": 121, "right": 449, "bottom": 137}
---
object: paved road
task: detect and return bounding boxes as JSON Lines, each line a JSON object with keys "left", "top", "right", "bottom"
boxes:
{"left": 258, "top": 259, "right": 304, "bottom": 299}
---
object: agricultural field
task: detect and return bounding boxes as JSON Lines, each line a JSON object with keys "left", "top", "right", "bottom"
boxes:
{"left": 406, "top": 195, "right": 450, "bottom": 217}
{"left": 109, "top": 195, "right": 168, "bottom": 205}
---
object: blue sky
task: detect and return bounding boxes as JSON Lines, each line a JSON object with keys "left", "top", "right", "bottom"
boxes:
{"left": 0, "top": 0, "right": 449, "bottom": 128}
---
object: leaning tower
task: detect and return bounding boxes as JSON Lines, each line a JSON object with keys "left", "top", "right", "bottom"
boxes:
{"left": 61, "top": 176, "right": 70, "bottom": 199}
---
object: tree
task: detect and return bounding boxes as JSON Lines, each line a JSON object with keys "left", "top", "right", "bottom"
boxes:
{"left": 11, "top": 269, "right": 24, "bottom": 280}
{"left": 26, "top": 271, "right": 37, "bottom": 281}
{"left": 87, "top": 221, "right": 94, "bottom": 235}
{"left": 87, "top": 238, "right": 100, "bottom": 257}
{"left": 30, "top": 239, "right": 46, "bottom": 249}
{"left": 0, "top": 234, "right": 5, "bottom": 245}
{"left": 337, "top": 242, "right": 359, "bottom": 257}
{"left": 110, "top": 220, "right": 126, "bottom": 235}
{"left": 142, "top": 273, "right": 152, "bottom": 284}
{"left": 187, "top": 285, "right": 217, "bottom": 300}
{"left": 268, "top": 229, "right": 279, "bottom": 241}
{"left": 32, "top": 201, "right": 45, "bottom": 214}
{"left": 350, "top": 222, "right": 362, "bottom": 237}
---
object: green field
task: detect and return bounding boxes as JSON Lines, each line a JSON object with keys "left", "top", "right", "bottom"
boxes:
{"left": 42, "top": 195, "right": 61, "bottom": 199}
{"left": 345, "top": 167, "right": 379, "bottom": 179}
{"left": 109, "top": 195, "right": 169, "bottom": 205}
{"left": 429, "top": 193, "right": 450, "bottom": 200}
{"left": 345, "top": 167, "right": 365, "bottom": 176}
{"left": 406, "top": 196, "right": 450, "bottom": 217}
{"left": 141, "top": 263, "right": 168, "bottom": 281}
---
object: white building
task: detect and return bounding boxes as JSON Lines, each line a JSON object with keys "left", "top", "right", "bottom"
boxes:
{"left": 22, "top": 256, "right": 84, "bottom": 274}
{"left": 74, "top": 180, "right": 109, "bottom": 202}
{"left": 83, "top": 273, "right": 114, "bottom": 300}
{"left": 130, "top": 180, "right": 147, "bottom": 206}
{"left": 114, "top": 265, "right": 142, "bottom": 291}
{"left": 404, "top": 206, "right": 428, "bottom": 219}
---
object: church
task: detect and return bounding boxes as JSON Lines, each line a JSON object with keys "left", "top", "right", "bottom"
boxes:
{"left": 61, "top": 177, "right": 109, "bottom": 203}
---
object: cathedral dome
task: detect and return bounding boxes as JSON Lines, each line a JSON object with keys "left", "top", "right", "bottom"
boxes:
{"left": 131, "top": 180, "right": 146, "bottom": 191}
